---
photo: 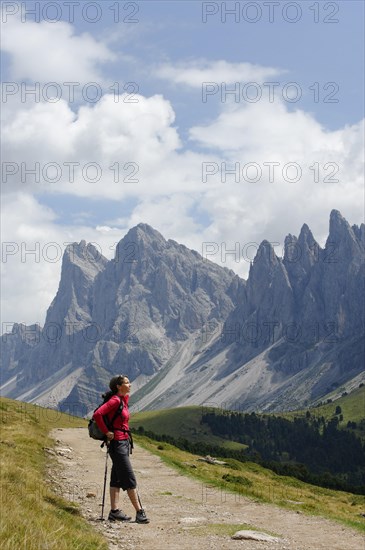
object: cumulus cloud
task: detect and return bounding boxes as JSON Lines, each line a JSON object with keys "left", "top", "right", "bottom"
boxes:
{"left": 3, "top": 91, "right": 232, "bottom": 225}
{"left": 1, "top": 93, "right": 189, "bottom": 199}
{"left": 1, "top": 16, "right": 115, "bottom": 83}
{"left": 189, "top": 100, "right": 364, "bottom": 254}
{"left": 155, "top": 59, "right": 282, "bottom": 88}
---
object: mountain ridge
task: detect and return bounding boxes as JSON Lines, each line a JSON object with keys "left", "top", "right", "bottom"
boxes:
{"left": 1, "top": 210, "right": 364, "bottom": 415}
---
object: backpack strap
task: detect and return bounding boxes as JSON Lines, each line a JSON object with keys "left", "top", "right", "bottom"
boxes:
{"left": 106, "top": 397, "right": 133, "bottom": 452}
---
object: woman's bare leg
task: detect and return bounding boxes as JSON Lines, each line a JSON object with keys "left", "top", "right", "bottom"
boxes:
{"left": 110, "top": 487, "right": 120, "bottom": 510}
{"left": 126, "top": 488, "right": 141, "bottom": 511}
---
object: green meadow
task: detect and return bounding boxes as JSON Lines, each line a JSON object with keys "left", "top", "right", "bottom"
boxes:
{"left": 130, "top": 405, "right": 246, "bottom": 450}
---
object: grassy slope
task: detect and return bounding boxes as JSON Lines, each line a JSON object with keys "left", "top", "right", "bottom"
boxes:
{"left": 130, "top": 405, "right": 246, "bottom": 450}
{"left": 309, "top": 385, "right": 364, "bottom": 424}
{"left": 277, "top": 385, "right": 365, "bottom": 434}
{"left": 136, "top": 435, "right": 365, "bottom": 532}
{"left": 131, "top": 386, "right": 365, "bottom": 444}
{"left": 0, "top": 397, "right": 107, "bottom": 550}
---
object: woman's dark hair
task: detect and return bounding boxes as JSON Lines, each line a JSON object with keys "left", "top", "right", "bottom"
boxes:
{"left": 102, "top": 374, "right": 128, "bottom": 401}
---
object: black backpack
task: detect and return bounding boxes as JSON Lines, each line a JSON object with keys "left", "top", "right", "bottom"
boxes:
{"left": 88, "top": 395, "right": 124, "bottom": 440}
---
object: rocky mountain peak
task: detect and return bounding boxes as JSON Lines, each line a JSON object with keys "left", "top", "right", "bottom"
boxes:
{"left": 245, "top": 239, "right": 292, "bottom": 320}
{"left": 45, "top": 241, "right": 108, "bottom": 327}
{"left": 283, "top": 233, "right": 298, "bottom": 262}
{"left": 284, "top": 222, "right": 320, "bottom": 274}
{"left": 297, "top": 223, "right": 319, "bottom": 256}
{"left": 247, "top": 239, "right": 283, "bottom": 296}
{"left": 137, "top": 222, "right": 162, "bottom": 234}
{"left": 326, "top": 209, "right": 363, "bottom": 264}
{"left": 253, "top": 240, "right": 279, "bottom": 267}
{"left": 298, "top": 223, "right": 314, "bottom": 244}
{"left": 114, "top": 223, "right": 167, "bottom": 266}
{"left": 328, "top": 208, "right": 355, "bottom": 244}
{"left": 64, "top": 240, "right": 107, "bottom": 271}
{"left": 329, "top": 208, "right": 345, "bottom": 229}
{"left": 126, "top": 223, "right": 165, "bottom": 243}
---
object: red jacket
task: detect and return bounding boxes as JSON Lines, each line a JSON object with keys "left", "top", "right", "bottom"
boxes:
{"left": 93, "top": 394, "right": 130, "bottom": 441}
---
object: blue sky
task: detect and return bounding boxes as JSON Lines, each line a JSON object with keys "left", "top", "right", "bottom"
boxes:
{"left": 1, "top": 0, "right": 364, "bottom": 326}
{"left": 13, "top": 0, "right": 364, "bottom": 129}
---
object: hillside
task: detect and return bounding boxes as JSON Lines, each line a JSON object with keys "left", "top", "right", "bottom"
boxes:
{"left": 0, "top": 397, "right": 107, "bottom": 550}
{"left": 130, "top": 405, "right": 246, "bottom": 450}
{"left": 130, "top": 392, "right": 365, "bottom": 494}
{"left": 131, "top": 386, "right": 365, "bottom": 441}
{"left": 278, "top": 385, "right": 365, "bottom": 433}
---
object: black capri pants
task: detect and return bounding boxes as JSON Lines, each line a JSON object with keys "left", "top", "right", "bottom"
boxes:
{"left": 108, "top": 439, "right": 137, "bottom": 491}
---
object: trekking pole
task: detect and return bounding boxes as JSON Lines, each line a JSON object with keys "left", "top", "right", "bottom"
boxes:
{"left": 99, "top": 443, "right": 109, "bottom": 520}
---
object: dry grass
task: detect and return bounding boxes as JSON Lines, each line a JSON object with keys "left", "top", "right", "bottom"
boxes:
{"left": 0, "top": 397, "right": 108, "bottom": 550}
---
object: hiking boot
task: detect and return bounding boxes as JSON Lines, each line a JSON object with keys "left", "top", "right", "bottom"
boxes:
{"left": 135, "top": 508, "right": 149, "bottom": 524}
{"left": 108, "top": 509, "right": 131, "bottom": 522}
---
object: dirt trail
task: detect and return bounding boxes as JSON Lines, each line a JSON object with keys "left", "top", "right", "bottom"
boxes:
{"left": 49, "top": 428, "right": 364, "bottom": 550}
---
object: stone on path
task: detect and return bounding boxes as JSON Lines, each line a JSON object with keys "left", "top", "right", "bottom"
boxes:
{"left": 232, "top": 530, "right": 280, "bottom": 542}
{"left": 179, "top": 517, "right": 207, "bottom": 525}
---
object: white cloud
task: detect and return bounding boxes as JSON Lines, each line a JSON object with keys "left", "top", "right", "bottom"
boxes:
{"left": 1, "top": 16, "right": 115, "bottom": 83}
{"left": 188, "top": 101, "right": 364, "bottom": 262}
{"left": 1, "top": 93, "right": 189, "bottom": 199}
{"left": 155, "top": 59, "right": 282, "bottom": 88}
{"left": 190, "top": 100, "right": 332, "bottom": 155}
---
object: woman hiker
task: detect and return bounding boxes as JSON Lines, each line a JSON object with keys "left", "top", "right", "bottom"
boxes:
{"left": 93, "top": 374, "right": 149, "bottom": 523}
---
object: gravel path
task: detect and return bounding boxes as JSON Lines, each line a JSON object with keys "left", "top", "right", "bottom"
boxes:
{"left": 48, "top": 428, "right": 364, "bottom": 550}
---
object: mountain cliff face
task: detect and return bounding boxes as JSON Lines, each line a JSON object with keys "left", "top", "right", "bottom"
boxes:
{"left": 1, "top": 224, "right": 241, "bottom": 414}
{"left": 1, "top": 211, "right": 364, "bottom": 414}
{"left": 188, "top": 210, "right": 364, "bottom": 412}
